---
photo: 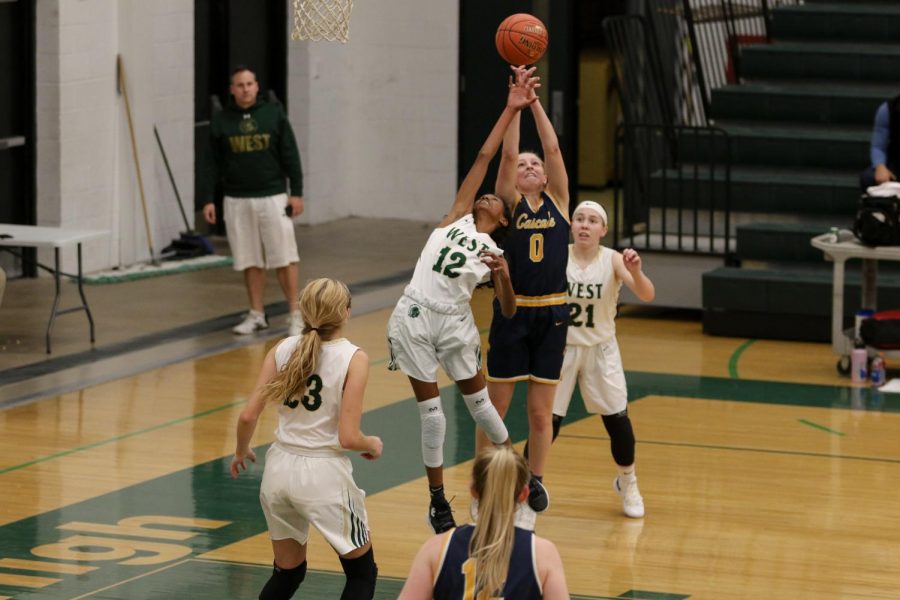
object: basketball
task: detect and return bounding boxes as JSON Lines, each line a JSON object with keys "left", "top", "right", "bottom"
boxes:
{"left": 495, "top": 13, "right": 548, "bottom": 65}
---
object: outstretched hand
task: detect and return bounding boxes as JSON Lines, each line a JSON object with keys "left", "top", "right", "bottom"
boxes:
{"left": 507, "top": 65, "right": 540, "bottom": 110}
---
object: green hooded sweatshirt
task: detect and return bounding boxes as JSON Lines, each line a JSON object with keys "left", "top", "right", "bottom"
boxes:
{"left": 203, "top": 97, "right": 303, "bottom": 201}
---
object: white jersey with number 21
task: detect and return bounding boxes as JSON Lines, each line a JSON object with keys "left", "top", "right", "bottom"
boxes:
{"left": 566, "top": 245, "right": 621, "bottom": 346}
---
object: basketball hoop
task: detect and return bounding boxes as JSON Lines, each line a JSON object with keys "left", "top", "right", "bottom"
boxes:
{"left": 291, "top": 0, "right": 354, "bottom": 43}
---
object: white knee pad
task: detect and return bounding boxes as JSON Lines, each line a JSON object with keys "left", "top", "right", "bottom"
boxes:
{"left": 418, "top": 397, "right": 446, "bottom": 468}
{"left": 462, "top": 390, "right": 508, "bottom": 444}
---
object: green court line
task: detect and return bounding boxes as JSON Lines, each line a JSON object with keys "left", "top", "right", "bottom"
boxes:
{"left": 798, "top": 418, "right": 845, "bottom": 436}
{"left": 728, "top": 339, "right": 757, "bottom": 379}
{"left": 563, "top": 433, "right": 896, "bottom": 464}
{"left": 0, "top": 399, "right": 246, "bottom": 475}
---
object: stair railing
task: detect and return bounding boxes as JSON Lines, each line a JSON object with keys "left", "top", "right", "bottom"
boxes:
{"left": 604, "top": 10, "right": 734, "bottom": 256}
{"left": 613, "top": 123, "right": 732, "bottom": 256}
{"left": 681, "top": 0, "right": 802, "bottom": 113}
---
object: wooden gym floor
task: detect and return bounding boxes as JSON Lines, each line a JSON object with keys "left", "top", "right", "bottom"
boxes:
{"left": 1, "top": 219, "right": 899, "bottom": 599}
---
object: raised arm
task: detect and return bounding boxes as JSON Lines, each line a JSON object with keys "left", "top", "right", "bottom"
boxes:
{"left": 338, "top": 350, "right": 383, "bottom": 459}
{"left": 230, "top": 344, "right": 280, "bottom": 478}
{"left": 495, "top": 107, "right": 521, "bottom": 209}
{"left": 531, "top": 96, "right": 569, "bottom": 213}
{"left": 441, "top": 67, "right": 538, "bottom": 227}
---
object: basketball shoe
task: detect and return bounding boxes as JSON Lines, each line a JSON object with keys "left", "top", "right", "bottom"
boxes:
{"left": 233, "top": 310, "right": 268, "bottom": 335}
{"left": 614, "top": 475, "right": 645, "bottom": 518}
{"left": 527, "top": 475, "right": 550, "bottom": 513}
{"left": 428, "top": 497, "right": 456, "bottom": 533}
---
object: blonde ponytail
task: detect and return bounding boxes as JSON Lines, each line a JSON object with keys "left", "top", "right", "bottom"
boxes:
{"left": 261, "top": 278, "right": 351, "bottom": 404}
{"left": 469, "top": 446, "right": 529, "bottom": 597}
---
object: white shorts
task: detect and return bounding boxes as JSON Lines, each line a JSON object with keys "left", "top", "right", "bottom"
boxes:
{"left": 224, "top": 194, "right": 300, "bottom": 271}
{"left": 259, "top": 445, "right": 370, "bottom": 555}
{"left": 552, "top": 340, "right": 627, "bottom": 417}
{"left": 386, "top": 291, "right": 481, "bottom": 383}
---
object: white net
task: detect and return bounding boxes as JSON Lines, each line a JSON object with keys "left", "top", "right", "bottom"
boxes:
{"left": 292, "top": 0, "right": 354, "bottom": 43}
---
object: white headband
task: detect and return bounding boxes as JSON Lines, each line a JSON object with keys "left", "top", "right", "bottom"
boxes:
{"left": 574, "top": 200, "right": 608, "bottom": 225}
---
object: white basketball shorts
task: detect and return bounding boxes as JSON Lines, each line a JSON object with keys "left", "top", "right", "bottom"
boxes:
{"left": 259, "top": 445, "right": 371, "bottom": 555}
{"left": 387, "top": 292, "right": 482, "bottom": 383}
{"left": 223, "top": 194, "right": 299, "bottom": 271}
{"left": 552, "top": 339, "right": 627, "bottom": 417}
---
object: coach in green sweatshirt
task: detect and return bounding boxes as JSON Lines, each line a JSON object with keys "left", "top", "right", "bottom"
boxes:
{"left": 202, "top": 66, "right": 305, "bottom": 336}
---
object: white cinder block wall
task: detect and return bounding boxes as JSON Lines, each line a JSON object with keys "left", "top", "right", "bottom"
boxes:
{"left": 35, "top": 0, "right": 194, "bottom": 273}
{"left": 288, "top": 0, "right": 459, "bottom": 224}
{"left": 33, "top": 0, "right": 452, "bottom": 271}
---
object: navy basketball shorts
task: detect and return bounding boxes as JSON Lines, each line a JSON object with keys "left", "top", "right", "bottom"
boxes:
{"left": 486, "top": 301, "right": 568, "bottom": 384}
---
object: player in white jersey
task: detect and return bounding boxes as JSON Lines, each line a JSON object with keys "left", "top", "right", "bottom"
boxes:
{"left": 387, "top": 67, "right": 540, "bottom": 534}
{"left": 231, "top": 278, "right": 383, "bottom": 600}
{"left": 525, "top": 200, "right": 655, "bottom": 519}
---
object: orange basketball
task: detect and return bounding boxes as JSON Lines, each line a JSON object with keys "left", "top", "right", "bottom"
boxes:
{"left": 495, "top": 13, "right": 548, "bottom": 65}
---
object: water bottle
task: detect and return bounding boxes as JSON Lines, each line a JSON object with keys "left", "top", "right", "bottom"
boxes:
{"left": 870, "top": 354, "right": 886, "bottom": 388}
{"left": 851, "top": 346, "right": 868, "bottom": 383}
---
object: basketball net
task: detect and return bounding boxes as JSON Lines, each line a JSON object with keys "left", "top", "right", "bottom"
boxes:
{"left": 291, "top": 0, "right": 353, "bottom": 43}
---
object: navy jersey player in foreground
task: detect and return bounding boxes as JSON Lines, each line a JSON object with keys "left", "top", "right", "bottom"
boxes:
{"left": 231, "top": 278, "right": 383, "bottom": 600}
{"left": 397, "top": 446, "right": 570, "bottom": 600}
{"left": 388, "top": 67, "right": 540, "bottom": 534}
{"left": 526, "top": 201, "right": 654, "bottom": 518}
{"left": 480, "top": 66, "right": 571, "bottom": 514}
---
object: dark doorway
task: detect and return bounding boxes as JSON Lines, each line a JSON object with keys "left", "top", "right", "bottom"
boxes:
{"left": 458, "top": 0, "right": 578, "bottom": 205}
{"left": 0, "top": 0, "right": 36, "bottom": 276}
{"left": 459, "top": 0, "right": 629, "bottom": 202}
{"left": 194, "top": 0, "right": 287, "bottom": 230}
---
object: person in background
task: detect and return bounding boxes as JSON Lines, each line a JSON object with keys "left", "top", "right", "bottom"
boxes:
{"left": 203, "top": 65, "right": 305, "bottom": 336}
{"left": 860, "top": 95, "right": 899, "bottom": 190}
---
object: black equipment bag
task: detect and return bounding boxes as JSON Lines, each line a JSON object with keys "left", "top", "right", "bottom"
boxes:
{"left": 860, "top": 309, "right": 900, "bottom": 349}
{"left": 853, "top": 194, "right": 900, "bottom": 246}
{"left": 161, "top": 233, "right": 214, "bottom": 260}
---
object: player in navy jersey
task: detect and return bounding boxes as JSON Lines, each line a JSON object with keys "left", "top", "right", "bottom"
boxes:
{"left": 480, "top": 66, "right": 571, "bottom": 515}
{"left": 397, "top": 446, "right": 569, "bottom": 600}
{"left": 387, "top": 67, "right": 540, "bottom": 534}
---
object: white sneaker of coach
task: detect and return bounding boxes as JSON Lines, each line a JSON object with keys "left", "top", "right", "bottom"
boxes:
{"left": 232, "top": 310, "right": 268, "bottom": 335}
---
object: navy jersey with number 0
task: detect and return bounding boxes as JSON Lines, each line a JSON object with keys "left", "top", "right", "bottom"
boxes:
{"left": 505, "top": 191, "right": 570, "bottom": 300}
{"left": 433, "top": 524, "right": 542, "bottom": 600}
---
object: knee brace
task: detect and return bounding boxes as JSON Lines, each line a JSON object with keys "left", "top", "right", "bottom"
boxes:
{"left": 339, "top": 546, "right": 378, "bottom": 600}
{"left": 259, "top": 560, "right": 306, "bottom": 600}
{"left": 462, "top": 389, "right": 508, "bottom": 444}
{"left": 602, "top": 410, "right": 635, "bottom": 466}
{"left": 524, "top": 413, "right": 563, "bottom": 459}
{"left": 418, "top": 397, "right": 445, "bottom": 468}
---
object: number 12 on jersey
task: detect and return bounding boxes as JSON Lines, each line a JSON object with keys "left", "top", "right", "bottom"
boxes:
{"left": 433, "top": 246, "right": 466, "bottom": 278}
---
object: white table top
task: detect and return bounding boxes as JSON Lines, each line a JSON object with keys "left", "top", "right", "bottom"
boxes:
{"left": 0, "top": 223, "right": 107, "bottom": 248}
